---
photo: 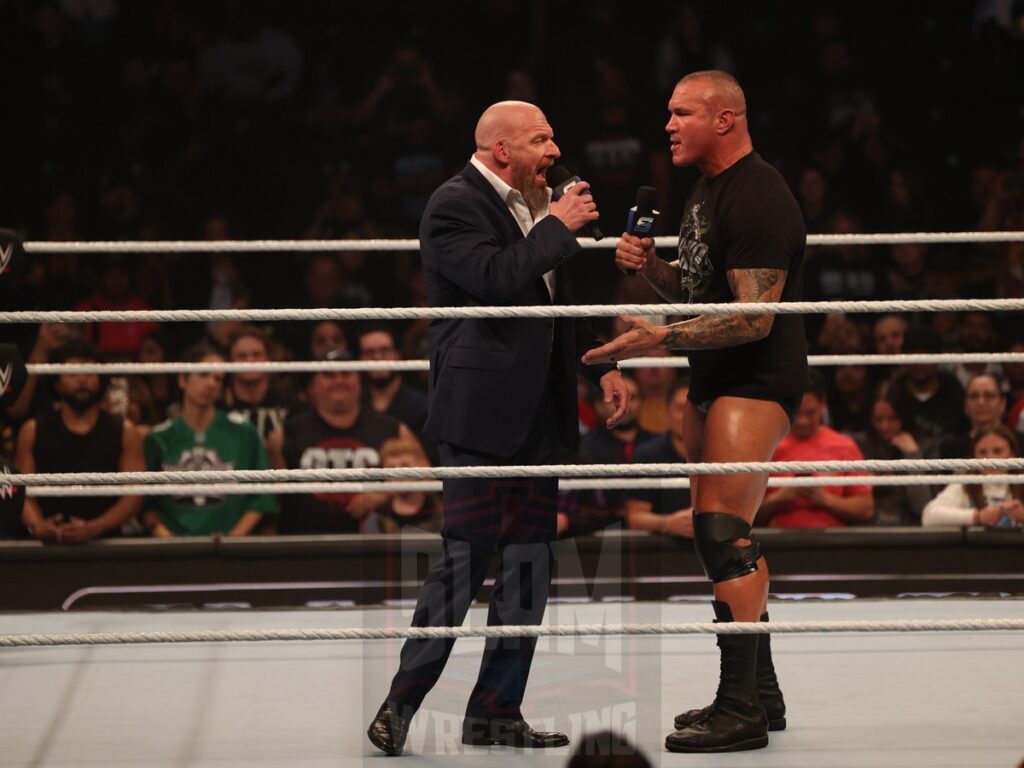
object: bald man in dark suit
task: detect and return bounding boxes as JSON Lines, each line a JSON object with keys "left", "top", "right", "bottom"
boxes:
{"left": 368, "top": 100, "right": 629, "bottom": 756}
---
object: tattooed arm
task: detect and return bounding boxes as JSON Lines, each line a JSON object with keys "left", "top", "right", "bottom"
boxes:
{"left": 614, "top": 233, "right": 685, "bottom": 301}
{"left": 582, "top": 267, "right": 788, "bottom": 364}
{"left": 645, "top": 258, "right": 686, "bottom": 302}
{"left": 662, "top": 268, "right": 787, "bottom": 350}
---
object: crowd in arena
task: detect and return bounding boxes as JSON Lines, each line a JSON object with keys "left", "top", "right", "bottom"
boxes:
{"left": 5, "top": 314, "right": 1024, "bottom": 540}
{"left": 2, "top": 1, "right": 1023, "bottom": 540}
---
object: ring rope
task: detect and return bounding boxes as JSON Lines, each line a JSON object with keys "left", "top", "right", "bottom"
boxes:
{"left": 3, "top": 619, "right": 1023, "bottom": 648}
{"left": 25, "top": 352, "right": 1024, "bottom": 376}
{"left": 5, "top": 298, "right": 1024, "bottom": 325}
{"left": 28, "top": 361, "right": 431, "bottom": 375}
{"left": 18, "top": 474, "right": 1024, "bottom": 498}
{"left": 18, "top": 230, "right": 1024, "bottom": 254}
{"left": 11, "top": 458, "right": 1024, "bottom": 487}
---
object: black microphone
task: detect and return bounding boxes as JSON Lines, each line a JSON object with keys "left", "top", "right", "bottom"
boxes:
{"left": 624, "top": 185, "right": 659, "bottom": 276}
{"left": 547, "top": 165, "right": 603, "bottom": 241}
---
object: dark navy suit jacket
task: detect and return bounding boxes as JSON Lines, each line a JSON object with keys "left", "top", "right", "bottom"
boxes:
{"left": 420, "top": 161, "right": 614, "bottom": 458}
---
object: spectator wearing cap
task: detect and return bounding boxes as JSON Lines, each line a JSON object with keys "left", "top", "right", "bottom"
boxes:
{"left": 16, "top": 340, "right": 145, "bottom": 542}
{"left": 278, "top": 319, "right": 350, "bottom": 378}
{"left": 266, "top": 348, "right": 420, "bottom": 534}
{"left": 143, "top": 343, "right": 276, "bottom": 537}
{"left": 885, "top": 326, "right": 969, "bottom": 443}
{"left": 74, "top": 255, "right": 159, "bottom": 359}
{"left": 758, "top": 369, "right": 874, "bottom": 528}
{"left": 308, "top": 320, "right": 349, "bottom": 359}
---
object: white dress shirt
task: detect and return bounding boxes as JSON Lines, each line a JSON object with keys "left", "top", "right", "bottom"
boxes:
{"left": 470, "top": 155, "right": 556, "bottom": 300}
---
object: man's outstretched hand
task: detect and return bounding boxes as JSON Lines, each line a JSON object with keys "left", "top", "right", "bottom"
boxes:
{"left": 583, "top": 316, "right": 670, "bottom": 365}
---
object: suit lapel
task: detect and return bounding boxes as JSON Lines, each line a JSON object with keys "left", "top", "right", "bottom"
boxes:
{"left": 462, "top": 162, "right": 554, "bottom": 304}
{"left": 461, "top": 163, "right": 523, "bottom": 241}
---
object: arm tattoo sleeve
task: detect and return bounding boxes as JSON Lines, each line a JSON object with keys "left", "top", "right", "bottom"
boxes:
{"left": 661, "top": 268, "right": 787, "bottom": 351}
{"left": 645, "top": 257, "right": 686, "bottom": 302}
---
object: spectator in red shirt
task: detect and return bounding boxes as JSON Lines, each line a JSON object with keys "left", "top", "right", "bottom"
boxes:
{"left": 758, "top": 369, "right": 874, "bottom": 528}
{"left": 74, "top": 255, "right": 158, "bottom": 358}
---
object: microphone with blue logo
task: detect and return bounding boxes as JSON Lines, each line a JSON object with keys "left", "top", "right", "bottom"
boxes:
{"left": 624, "top": 186, "right": 659, "bottom": 276}
{"left": 548, "top": 165, "right": 604, "bottom": 241}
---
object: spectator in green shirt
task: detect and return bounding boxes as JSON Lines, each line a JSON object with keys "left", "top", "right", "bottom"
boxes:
{"left": 143, "top": 342, "right": 276, "bottom": 536}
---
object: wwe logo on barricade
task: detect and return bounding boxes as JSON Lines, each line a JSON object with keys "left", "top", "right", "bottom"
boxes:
{"left": 0, "top": 242, "right": 13, "bottom": 274}
{"left": 0, "top": 466, "right": 16, "bottom": 501}
{"left": 0, "top": 363, "right": 12, "bottom": 396}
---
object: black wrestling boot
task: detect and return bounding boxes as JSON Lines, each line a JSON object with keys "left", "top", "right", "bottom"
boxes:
{"left": 674, "top": 611, "right": 786, "bottom": 731}
{"left": 755, "top": 611, "right": 787, "bottom": 730}
{"left": 462, "top": 717, "right": 569, "bottom": 748}
{"left": 665, "top": 602, "right": 769, "bottom": 753}
{"left": 367, "top": 702, "right": 411, "bottom": 756}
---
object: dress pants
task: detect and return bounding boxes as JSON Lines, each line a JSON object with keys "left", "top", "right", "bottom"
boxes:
{"left": 386, "top": 381, "right": 562, "bottom": 720}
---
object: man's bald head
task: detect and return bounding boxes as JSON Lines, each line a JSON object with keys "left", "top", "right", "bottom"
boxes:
{"left": 471, "top": 100, "right": 560, "bottom": 210}
{"left": 474, "top": 100, "right": 544, "bottom": 151}
{"left": 666, "top": 70, "right": 752, "bottom": 173}
{"left": 678, "top": 70, "right": 747, "bottom": 117}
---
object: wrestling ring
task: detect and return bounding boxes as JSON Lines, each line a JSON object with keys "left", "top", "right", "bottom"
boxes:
{"left": 1, "top": 230, "right": 1023, "bottom": 766}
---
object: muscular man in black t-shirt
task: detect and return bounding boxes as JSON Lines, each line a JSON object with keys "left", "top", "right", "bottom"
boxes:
{"left": 584, "top": 71, "right": 806, "bottom": 753}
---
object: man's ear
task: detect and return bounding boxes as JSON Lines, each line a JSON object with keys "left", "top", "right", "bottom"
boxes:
{"left": 493, "top": 140, "right": 511, "bottom": 165}
{"left": 716, "top": 109, "right": 735, "bottom": 135}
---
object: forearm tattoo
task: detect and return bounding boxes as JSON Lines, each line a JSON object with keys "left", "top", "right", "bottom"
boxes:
{"left": 645, "top": 258, "right": 686, "bottom": 302}
{"left": 660, "top": 268, "right": 787, "bottom": 351}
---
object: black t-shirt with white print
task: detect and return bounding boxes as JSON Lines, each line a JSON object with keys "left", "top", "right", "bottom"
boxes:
{"left": 675, "top": 152, "right": 808, "bottom": 404}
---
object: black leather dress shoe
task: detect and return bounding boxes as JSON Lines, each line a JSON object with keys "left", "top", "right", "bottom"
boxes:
{"left": 462, "top": 717, "right": 569, "bottom": 748}
{"left": 367, "top": 702, "right": 410, "bottom": 756}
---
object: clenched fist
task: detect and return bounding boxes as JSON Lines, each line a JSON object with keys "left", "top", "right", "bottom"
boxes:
{"left": 615, "top": 233, "right": 656, "bottom": 275}
{"left": 549, "top": 181, "right": 599, "bottom": 234}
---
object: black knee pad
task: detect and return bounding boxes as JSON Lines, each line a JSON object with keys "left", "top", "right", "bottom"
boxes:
{"left": 693, "top": 512, "right": 761, "bottom": 583}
